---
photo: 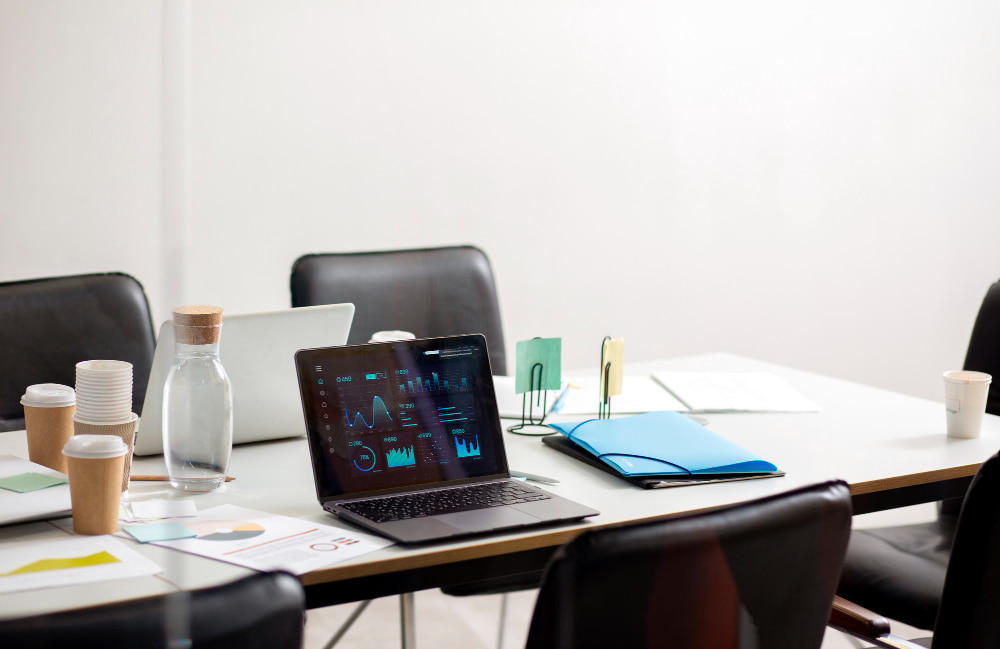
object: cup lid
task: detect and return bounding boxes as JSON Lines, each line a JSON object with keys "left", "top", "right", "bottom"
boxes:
{"left": 76, "top": 359, "right": 133, "bottom": 374}
{"left": 369, "top": 330, "right": 416, "bottom": 343}
{"left": 943, "top": 370, "right": 993, "bottom": 384}
{"left": 63, "top": 434, "right": 128, "bottom": 459}
{"left": 21, "top": 383, "right": 76, "bottom": 407}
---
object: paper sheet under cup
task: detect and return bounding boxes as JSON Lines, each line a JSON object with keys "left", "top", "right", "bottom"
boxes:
{"left": 24, "top": 404, "right": 76, "bottom": 474}
{"left": 65, "top": 453, "right": 126, "bottom": 535}
{"left": 73, "top": 414, "right": 139, "bottom": 491}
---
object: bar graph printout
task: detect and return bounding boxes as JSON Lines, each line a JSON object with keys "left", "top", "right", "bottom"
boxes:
{"left": 0, "top": 534, "right": 161, "bottom": 595}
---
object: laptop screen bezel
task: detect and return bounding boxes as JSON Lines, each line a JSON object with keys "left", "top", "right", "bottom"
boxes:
{"left": 295, "top": 334, "right": 511, "bottom": 503}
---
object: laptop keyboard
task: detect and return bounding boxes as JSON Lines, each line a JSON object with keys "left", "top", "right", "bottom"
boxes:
{"left": 339, "top": 481, "right": 552, "bottom": 523}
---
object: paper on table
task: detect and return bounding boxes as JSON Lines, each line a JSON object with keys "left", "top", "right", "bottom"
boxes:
{"left": 493, "top": 375, "right": 566, "bottom": 419}
{"left": 555, "top": 376, "right": 688, "bottom": 415}
{"left": 0, "top": 455, "right": 71, "bottom": 526}
{"left": 0, "top": 535, "right": 162, "bottom": 595}
{"left": 651, "top": 371, "right": 820, "bottom": 413}
{"left": 149, "top": 504, "right": 392, "bottom": 574}
{"left": 126, "top": 499, "right": 198, "bottom": 522}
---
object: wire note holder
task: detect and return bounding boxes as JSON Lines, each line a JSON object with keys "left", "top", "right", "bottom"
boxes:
{"left": 507, "top": 337, "right": 562, "bottom": 436}
{"left": 598, "top": 336, "right": 624, "bottom": 419}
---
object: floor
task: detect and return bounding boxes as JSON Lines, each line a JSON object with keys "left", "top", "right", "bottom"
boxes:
{"left": 303, "top": 504, "right": 937, "bottom": 649}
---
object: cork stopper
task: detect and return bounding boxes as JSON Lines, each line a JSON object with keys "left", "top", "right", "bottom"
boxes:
{"left": 173, "top": 305, "right": 223, "bottom": 345}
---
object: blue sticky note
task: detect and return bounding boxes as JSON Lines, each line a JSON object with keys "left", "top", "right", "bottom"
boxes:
{"left": 515, "top": 338, "right": 562, "bottom": 393}
{"left": 123, "top": 522, "right": 198, "bottom": 543}
{"left": 0, "top": 472, "right": 68, "bottom": 493}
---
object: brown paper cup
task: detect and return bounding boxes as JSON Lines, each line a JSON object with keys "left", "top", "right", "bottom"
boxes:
{"left": 25, "top": 404, "right": 76, "bottom": 473}
{"left": 73, "top": 414, "right": 138, "bottom": 491}
{"left": 66, "top": 453, "right": 126, "bottom": 535}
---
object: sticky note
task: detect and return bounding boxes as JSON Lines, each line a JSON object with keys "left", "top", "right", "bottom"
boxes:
{"left": 599, "top": 338, "right": 625, "bottom": 399}
{"left": 0, "top": 472, "right": 68, "bottom": 493}
{"left": 515, "top": 338, "right": 562, "bottom": 393}
{"left": 123, "top": 522, "right": 198, "bottom": 543}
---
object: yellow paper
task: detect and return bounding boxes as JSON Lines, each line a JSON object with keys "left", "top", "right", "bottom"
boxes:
{"left": 599, "top": 338, "right": 624, "bottom": 399}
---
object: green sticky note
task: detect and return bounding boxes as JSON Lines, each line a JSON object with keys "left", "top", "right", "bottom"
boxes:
{"left": 0, "top": 472, "right": 68, "bottom": 493}
{"left": 515, "top": 338, "right": 562, "bottom": 393}
{"left": 123, "top": 522, "right": 198, "bottom": 543}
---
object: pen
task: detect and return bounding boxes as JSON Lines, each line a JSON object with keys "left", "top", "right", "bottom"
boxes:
{"left": 130, "top": 474, "right": 236, "bottom": 482}
{"left": 549, "top": 383, "right": 576, "bottom": 414}
{"left": 510, "top": 470, "right": 560, "bottom": 484}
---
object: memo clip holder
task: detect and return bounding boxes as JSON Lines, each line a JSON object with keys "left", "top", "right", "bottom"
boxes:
{"left": 507, "top": 361, "right": 555, "bottom": 436}
{"left": 597, "top": 335, "right": 624, "bottom": 420}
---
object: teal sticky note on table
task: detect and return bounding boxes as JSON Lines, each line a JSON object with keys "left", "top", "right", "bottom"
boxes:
{"left": 123, "top": 522, "right": 198, "bottom": 543}
{"left": 0, "top": 472, "right": 68, "bottom": 493}
{"left": 515, "top": 338, "right": 562, "bottom": 393}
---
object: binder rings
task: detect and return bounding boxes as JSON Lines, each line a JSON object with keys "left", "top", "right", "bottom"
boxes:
{"left": 545, "top": 411, "right": 783, "bottom": 486}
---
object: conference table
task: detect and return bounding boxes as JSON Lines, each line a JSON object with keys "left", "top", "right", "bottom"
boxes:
{"left": 1, "top": 353, "right": 996, "bottom": 619}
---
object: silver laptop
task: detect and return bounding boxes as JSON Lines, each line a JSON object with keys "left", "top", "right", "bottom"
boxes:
{"left": 294, "top": 334, "right": 598, "bottom": 544}
{"left": 135, "top": 303, "right": 355, "bottom": 456}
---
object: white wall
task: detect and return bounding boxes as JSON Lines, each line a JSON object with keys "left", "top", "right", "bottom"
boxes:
{"left": 2, "top": 0, "right": 999, "bottom": 402}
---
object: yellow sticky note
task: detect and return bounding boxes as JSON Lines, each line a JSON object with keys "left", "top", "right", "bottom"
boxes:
{"left": 599, "top": 338, "right": 624, "bottom": 399}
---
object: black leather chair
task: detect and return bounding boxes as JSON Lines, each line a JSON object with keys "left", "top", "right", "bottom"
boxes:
{"left": 0, "top": 272, "right": 157, "bottom": 432}
{"left": 0, "top": 571, "right": 306, "bottom": 648}
{"left": 525, "top": 480, "right": 853, "bottom": 649}
{"left": 836, "top": 279, "right": 1000, "bottom": 630}
{"left": 290, "top": 246, "right": 508, "bottom": 374}
{"left": 831, "top": 450, "right": 1000, "bottom": 648}
{"left": 291, "top": 247, "right": 514, "bottom": 648}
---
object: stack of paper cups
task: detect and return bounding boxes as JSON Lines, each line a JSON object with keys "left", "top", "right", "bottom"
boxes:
{"left": 73, "top": 360, "right": 138, "bottom": 491}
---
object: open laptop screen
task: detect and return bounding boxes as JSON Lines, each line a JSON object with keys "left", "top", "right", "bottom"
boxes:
{"left": 295, "top": 335, "right": 508, "bottom": 500}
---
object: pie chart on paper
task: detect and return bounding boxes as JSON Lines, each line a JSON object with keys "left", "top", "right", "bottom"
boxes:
{"left": 183, "top": 519, "right": 266, "bottom": 541}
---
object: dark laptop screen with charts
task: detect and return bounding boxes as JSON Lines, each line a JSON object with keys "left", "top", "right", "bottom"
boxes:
{"left": 295, "top": 334, "right": 597, "bottom": 544}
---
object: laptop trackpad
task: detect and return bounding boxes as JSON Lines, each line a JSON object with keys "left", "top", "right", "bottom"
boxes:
{"left": 437, "top": 507, "right": 541, "bottom": 531}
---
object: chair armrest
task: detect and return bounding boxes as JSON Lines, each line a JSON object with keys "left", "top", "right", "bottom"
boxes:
{"left": 829, "top": 596, "right": 926, "bottom": 649}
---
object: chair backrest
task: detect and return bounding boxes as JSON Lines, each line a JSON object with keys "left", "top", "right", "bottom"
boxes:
{"left": 0, "top": 272, "right": 156, "bottom": 431}
{"left": 963, "top": 279, "right": 1000, "bottom": 415}
{"left": 290, "top": 246, "right": 508, "bottom": 374}
{"left": 0, "top": 571, "right": 305, "bottom": 649}
{"left": 525, "top": 480, "right": 853, "bottom": 649}
{"left": 931, "top": 452, "right": 1000, "bottom": 649}
{"left": 939, "top": 279, "right": 1000, "bottom": 519}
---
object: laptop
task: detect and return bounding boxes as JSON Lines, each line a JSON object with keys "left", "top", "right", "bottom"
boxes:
{"left": 135, "top": 303, "right": 355, "bottom": 456}
{"left": 295, "top": 334, "right": 599, "bottom": 544}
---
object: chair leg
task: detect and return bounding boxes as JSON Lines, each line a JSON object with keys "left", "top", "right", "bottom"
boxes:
{"left": 322, "top": 599, "right": 373, "bottom": 649}
{"left": 496, "top": 593, "right": 509, "bottom": 649}
{"left": 400, "top": 592, "right": 416, "bottom": 649}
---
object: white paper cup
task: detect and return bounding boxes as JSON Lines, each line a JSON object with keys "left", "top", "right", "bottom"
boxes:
{"left": 369, "top": 330, "right": 416, "bottom": 343}
{"left": 76, "top": 359, "right": 133, "bottom": 376}
{"left": 943, "top": 370, "right": 992, "bottom": 438}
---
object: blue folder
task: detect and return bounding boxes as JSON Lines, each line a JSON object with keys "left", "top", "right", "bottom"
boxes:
{"left": 547, "top": 411, "right": 779, "bottom": 477}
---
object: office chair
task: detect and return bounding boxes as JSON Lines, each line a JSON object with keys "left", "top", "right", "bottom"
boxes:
{"left": 0, "top": 571, "right": 306, "bottom": 648}
{"left": 0, "top": 272, "right": 157, "bottom": 432}
{"left": 292, "top": 247, "right": 518, "bottom": 648}
{"left": 525, "top": 480, "right": 853, "bottom": 649}
{"left": 836, "top": 278, "right": 1000, "bottom": 630}
{"left": 830, "top": 450, "right": 1000, "bottom": 648}
{"left": 290, "top": 246, "right": 508, "bottom": 374}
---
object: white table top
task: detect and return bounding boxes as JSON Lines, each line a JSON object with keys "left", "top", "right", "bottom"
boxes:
{"left": 2, "top": 352, "right": 995, "bottom": 618}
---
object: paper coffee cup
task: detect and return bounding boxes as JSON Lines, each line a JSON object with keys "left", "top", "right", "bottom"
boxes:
{"left": 21, "top": 384, "right": 76, "bottom": 473}
{"left": 369, "top": 330, "right": 416, "bottom": 343}
{"left": 63, "top": 435, "right": 128, "bottom": 535}
{"left": 943, "top": 370, "right": 992, "bottom": 439}
{"left": 74, "top": 413, "right": 139, "bottom": 491}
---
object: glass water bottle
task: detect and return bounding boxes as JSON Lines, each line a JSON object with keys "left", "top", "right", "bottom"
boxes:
{"left": 163, "top": 305, "right": 233, "bottom": 491}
